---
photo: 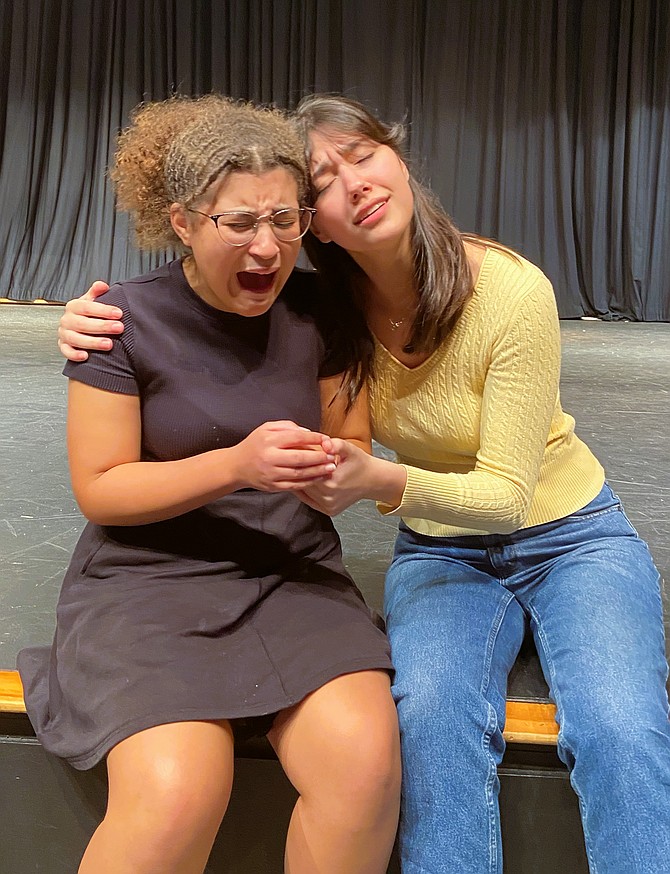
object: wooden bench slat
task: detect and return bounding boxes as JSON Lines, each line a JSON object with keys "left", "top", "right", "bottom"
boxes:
{"left": 0, "top": 670, "right": 559, "bottom": 744}
{"left": 0, "top": 670, "right": 29, "bottom": 713}
{"left": 504, "top": 700, "right": 559, "bottom": 744}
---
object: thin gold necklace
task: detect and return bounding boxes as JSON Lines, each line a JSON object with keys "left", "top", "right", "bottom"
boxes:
{"left": 389, "top": 316, "right": 406, "bottom": 330}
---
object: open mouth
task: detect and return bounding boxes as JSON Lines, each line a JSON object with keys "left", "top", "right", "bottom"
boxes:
{"left": 237, "top": 271, "right": 277, "bottom": 292}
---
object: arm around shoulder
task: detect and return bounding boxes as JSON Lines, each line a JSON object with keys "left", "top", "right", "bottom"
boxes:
{"left": 58, "top": 281, "right": 124, "bottom": 362}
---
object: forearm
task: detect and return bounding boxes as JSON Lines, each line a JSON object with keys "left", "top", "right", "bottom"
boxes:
{"left": 379, "top": 464, "right": 531, "bottom": 533}
{"left": 74, "top": 447, "right": 244, "bottom": 526}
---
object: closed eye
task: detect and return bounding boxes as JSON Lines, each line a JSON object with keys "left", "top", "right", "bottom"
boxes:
{"left": 223, "top": 220, "right": 255, "bottom": 232}
{"left": 313, "top": 179, "right": 334, "bottom": 199}
{"left": 273, "top": 218, "right": 298, "bottom": 229}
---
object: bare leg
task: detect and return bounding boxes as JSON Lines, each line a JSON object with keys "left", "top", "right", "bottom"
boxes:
{"left": 79, "top": 720, "right": 235, "bottom": 874}
{"left": 268, "top": 671, "right": 401, "bottom": 874}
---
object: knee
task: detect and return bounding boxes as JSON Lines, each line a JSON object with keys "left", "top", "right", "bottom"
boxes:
{"left": 319, "top": 706, "right": 401, "bottom": 817}
{"left": 106, "top": 752, "right": 231, "bottom": 842}
{"left": 343, "top": 709, "right": 401, "bottom": 801}
{"left": 394, "top": 665, "right": 486, "bottom": 741}
{"left": 563, "top": 704, "right": 670, "bottom": 775}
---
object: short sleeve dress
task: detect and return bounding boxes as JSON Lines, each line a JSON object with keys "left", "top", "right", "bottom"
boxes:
{"left": 17, "top": 260, "right": 392, "bottom": 770}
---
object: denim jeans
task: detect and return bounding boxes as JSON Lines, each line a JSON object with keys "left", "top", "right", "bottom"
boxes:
{"left": 384, "top": 484, "right": 670, "bottom": 873}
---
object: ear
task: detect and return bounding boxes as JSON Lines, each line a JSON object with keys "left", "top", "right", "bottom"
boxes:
{"left": 170, "top": 204, "right": 192, "bottom": 247}
{"left": 400, "top": 158, "right": 410, "bottom": 180}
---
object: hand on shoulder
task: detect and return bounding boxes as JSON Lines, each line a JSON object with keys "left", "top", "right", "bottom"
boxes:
{"left": 58, "top": 281, "right": 123, "bottom": 361}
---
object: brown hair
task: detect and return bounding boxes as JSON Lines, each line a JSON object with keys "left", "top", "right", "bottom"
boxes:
{"left": 293, "top": 93, "right": 481, "bottom": 406}
{"left": 110, "top": 95, "right": 309, "bottom": 251}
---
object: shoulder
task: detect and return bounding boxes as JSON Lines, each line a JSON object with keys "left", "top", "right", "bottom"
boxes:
{"left": 477, "top": 245, "right": 551, "bottom": 289}
{"left": 280, "top": 267, "right": 321, "bottom": 316}
{"left": 276, "top": 268, "right": 351, "bottom": 374}
{"left": 456, "top": 246, "right": 559, "bottom": 354}
{"left": 95, "top": 261, "right": 178, "bottom": 314}
{"left": 470, "top": 245, "right": 555, "bottom": 315}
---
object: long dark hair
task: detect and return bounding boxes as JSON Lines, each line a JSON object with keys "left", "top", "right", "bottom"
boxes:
{"left": 293, "top": 93, "right": 477, "bottom": 407}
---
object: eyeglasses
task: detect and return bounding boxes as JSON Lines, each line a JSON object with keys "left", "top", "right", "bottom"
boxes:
{"left": 186, "top": 206, "right": 317, "bottom": 246}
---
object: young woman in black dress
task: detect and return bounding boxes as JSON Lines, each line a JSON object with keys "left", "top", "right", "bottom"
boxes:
{"left": 19, "top": 95, "right": 400, "bottom": 874}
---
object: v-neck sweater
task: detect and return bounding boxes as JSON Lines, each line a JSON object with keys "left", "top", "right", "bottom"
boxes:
{"left": 371, "top": 247, "right": 605, "bottom": 537}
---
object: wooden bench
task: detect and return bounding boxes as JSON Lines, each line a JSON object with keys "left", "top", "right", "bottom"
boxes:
{"left": 0, "top": 668, "right": 559, "bottom": 745}
{"left": 2, "top": 667, "right": 593, "bottom": 873}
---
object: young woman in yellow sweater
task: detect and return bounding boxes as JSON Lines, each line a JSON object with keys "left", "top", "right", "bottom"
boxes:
{"left": 59, "top": 94, "right": 669, "bottom": 874}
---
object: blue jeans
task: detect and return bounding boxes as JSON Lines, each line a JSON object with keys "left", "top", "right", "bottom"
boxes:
{"left": 384, "top": 484, "right": 670, "bottom": 873}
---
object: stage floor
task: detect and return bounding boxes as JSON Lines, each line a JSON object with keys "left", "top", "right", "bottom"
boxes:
{"left": 2, "top": 305, "right": 669, "bottom": 700}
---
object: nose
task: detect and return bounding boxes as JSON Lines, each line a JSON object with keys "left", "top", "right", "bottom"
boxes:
{"left": 340, "top": 165, "right": 371, "bottom": 202}
{"left": 247, "top": 221, "right": 280, "bottom": 260}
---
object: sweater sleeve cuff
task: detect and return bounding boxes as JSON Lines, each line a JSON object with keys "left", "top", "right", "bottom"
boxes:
{"left": 377, "top": 464, "right": 419, "bottom": 517}
{"left": 376, "top": 464, "right": 469, "bottom": 524}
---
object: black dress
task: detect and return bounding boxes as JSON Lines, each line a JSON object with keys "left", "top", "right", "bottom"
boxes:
{"left": 17, "top": 260, "right": 392, "bottom": 770}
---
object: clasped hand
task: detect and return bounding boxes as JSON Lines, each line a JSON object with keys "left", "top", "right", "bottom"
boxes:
{"left": 234, "top": 421, "right": 338, "bottom": 492}
{"left": 297, "top": 439, "right": 372, "bottom": 516}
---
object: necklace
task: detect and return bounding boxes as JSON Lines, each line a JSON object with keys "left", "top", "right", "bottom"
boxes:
{"left": 388, "top": 316, "right": 407, "bottom": 331}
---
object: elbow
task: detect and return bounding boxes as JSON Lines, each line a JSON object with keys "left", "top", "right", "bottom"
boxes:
{"left": 75, "top": 492, "right": 169, "bottom": 527}
{"left": 490, "top": 486, "right": 532, "bottom": 534}
{"left": 72, "top": 474, "right": 140, "bottom": 526}
{"left": 77, "top": 504, "right": 123, "bottom": 527}
{"left": 74, "top": 495, "right": 103, "bottom": 526}
{"left": 71, "top": 477, "right": 112, "bottom": 526}
{"left": 79, "top": 508, "right": 143, "bottom": 527}
{"left": 74, "top": 491, "right": 127, "bottom": 527}
{"left": 471, "top": 464, "right": 535, "bottom": 534}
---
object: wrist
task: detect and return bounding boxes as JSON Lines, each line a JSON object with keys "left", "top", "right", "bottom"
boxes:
{"left": 218, "top": 445, "right": 246, "bottom": 492}
{"left": 371, "top": 457, "right": 407, "bottom": 508}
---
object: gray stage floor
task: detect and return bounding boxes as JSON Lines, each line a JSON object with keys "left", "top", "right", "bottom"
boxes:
{"left": 1, "top": 305, "right": 669, "bottom": 701}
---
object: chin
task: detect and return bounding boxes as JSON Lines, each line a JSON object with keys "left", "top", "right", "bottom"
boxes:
{"left": 238, "top": 296, "right": 278, "bottom": 317}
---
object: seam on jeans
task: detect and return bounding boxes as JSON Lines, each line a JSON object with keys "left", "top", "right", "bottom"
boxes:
{"left": 480, "top": 592, "right": 514, "bottom": 874}
{"left": 527, "top": 602, "right": 599, "bottom": 874}
{"left": 482, "top": 702, "right": 500, "bottom": 873}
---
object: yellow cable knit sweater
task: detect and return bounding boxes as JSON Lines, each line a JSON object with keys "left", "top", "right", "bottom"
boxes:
{"left": 371, "top": 246, "right": 605, "bottom": 537}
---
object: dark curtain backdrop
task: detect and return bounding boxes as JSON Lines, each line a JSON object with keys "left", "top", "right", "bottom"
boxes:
{"left": 0, "top": 0, "right": 668, "bottom": 318}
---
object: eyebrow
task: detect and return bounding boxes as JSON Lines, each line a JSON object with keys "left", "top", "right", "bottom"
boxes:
{"left": 311, "top": 138, "right": 365, "bottom": 182}
{"left": 213, "top": 204, "right": 297, "bottom": 215}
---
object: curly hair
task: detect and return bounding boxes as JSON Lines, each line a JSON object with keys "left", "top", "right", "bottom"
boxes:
{"left": 110, "top": 95, "right": 309, "bottom": 251}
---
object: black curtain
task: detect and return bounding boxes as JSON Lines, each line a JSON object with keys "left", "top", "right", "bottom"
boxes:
{"left": 0, "top": 0, "right": 668, "bottom": 319}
